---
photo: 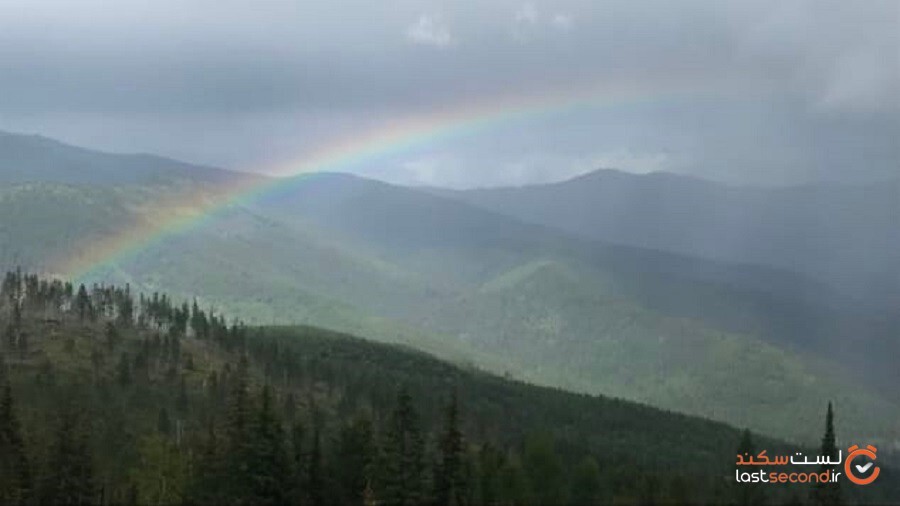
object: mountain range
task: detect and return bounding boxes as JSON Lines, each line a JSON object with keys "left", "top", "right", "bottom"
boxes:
{"left": 0, "top": 129, "right": 897, "bottom": 448}
{"left": 433, "top": 168, "right": 900, "bottom": 306}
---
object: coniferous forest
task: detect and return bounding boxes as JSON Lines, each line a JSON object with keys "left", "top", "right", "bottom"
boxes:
{"left": 0, "top": 270, "right": 897, "bottom": 505}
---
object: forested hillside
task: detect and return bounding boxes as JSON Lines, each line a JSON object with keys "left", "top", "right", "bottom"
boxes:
{"left": 3, "top": 271, "right": 896, "bottom": 505}
{"left": 1, "top": 134, "right": 897, "bottom": 449}
{"left": 1, "top": 175, "right": 898, "bottom": 446}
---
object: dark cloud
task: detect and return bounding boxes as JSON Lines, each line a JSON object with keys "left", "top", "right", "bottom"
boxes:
{"left": 0, "top": 0, "right": 896, "bottom": 187}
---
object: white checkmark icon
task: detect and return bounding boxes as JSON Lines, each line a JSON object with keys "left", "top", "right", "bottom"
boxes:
{"left": 856, "top": 462, "right": 874, "bottom": 473}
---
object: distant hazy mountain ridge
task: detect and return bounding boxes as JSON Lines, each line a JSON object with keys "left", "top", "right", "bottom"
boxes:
{"left": 0, "top": 130, "right": 257, "bottom": 186}
{"left": 434, "top": 168, "right": 900, "bottom": 305}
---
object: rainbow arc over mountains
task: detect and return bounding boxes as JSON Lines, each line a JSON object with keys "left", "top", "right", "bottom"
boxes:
{"left": 60, "top": 79, "right": 706, "bottom": 282}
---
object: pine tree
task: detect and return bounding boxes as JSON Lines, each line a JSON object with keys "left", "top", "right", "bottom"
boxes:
{"left": 224, "top": 357, "right": 254, "bottom": 503}
{"left": 811, "top": 402, "right": 842, "bottom": 506}
{"left": 5, "top": 302, "right": 21, "bottom": 352}
{"left": 250, "top": 384, "right": 289, "bottom": 505}
{"left": 157, "top": 407, "right": 172, "bottom": 437}
{"left": 336, "top": 414, "right": 375, "bottom": 506}
{"left": 733, "top": 429, "right": 765, "bottom": 506}
{"left": 289, "top": 421, "right": 306, "bottom": 504}
{"left": 11, "top": 300, "right": 20, "bottom": 335}
{"left": 191, "top": 300, "right": 209, "bottom": 339}
{"left": 381, "top": 388, "right": 426, "bottom": 506}
{"left": 497, "top": 452, "right": 530, "bottom": 505}
{"left": 117, "top": 352, "right": 132, "bottom": 386}
{"left": 15, "top": 330, "right": 26, "bottom": 357}
{"left": 523, "top": 431, "right": 563, "bottom": 504}
{"left": 176, "top": 375, "right": 189, "bottom": 417}
{"left": 0, "top": 383, "right": 31, "bottom": 505}
{"left": 3, "top": 322, "right": 14, "bottom": 353}
{"left": 105, "top": 322, "right": 119, "bottom": 351}
{"left": 435, "top": 391, "right": 466, "bottom": 506}
{"left": 75, "top": 284, "right": 91, "bottom": 321}
{"left": 129, "top": 434, "right": 187, "bottom": 505}
{"left": 188, "top": 419, "right": 224, "bottom": 505}
{"left": 308, "top": 426, "right": 326, "bottom": 506}
{"left": 117, "top": 286, "right": 133, "bottom": 326}
{"left": 40, "top": 409, "right": 94, "bottom": 505}
{"left": 571, "top": 456, "right": 602, "bottom": 505}
{"left": 477, "top": 443, "right": 503, "bottom": 506}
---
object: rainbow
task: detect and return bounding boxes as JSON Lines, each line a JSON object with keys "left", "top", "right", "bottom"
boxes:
{"left": 58, "top": 78, "right": 710, "bottom": 282}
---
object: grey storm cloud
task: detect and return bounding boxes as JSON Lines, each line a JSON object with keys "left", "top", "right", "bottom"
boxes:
{"left": 0, "top": 0, "right": 896, "bottom": 187}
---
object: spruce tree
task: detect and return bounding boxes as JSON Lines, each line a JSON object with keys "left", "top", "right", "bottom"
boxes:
{"left": 117, "top": 287, "right": 133, "bottom": 326}
{"left": 5, "top": 302, "right": 20, "bottom": 352}
{"left": 75, "top": 284, "right": 91, "bottom": 321}
{"left": 224, "top": 357, "right": 253, "bottom": 503}
{"left": 176, "top": 375, "right": 189, "bottom": 417}
{"left": 734, "top": 429, "right": 766, "bottom": 506}
{"left": 289, "top": 421, "right": 306, "bottom": 504}
{"left": 336, "top": 414, "right": 374, "bottom": 506}
{"left": 157, "top": 407, "right": 172, "bottom": 437}
{"left": 0, "top": 383, "right": 31, "bottom": 505}
{"left": 15, "top": 330, "right": 26, "bottom": 357}
{"left": 435, "top": 391, "right": 466, "bottom": 506}
{"left": 117, "top": 352, "right": 132, "bottom": 386}
{"left": 571, "top": 456, "right": 602, "bottom": 505}
{"left": 477, "top": 443, "right": 503, "bottom": 506}
{"left": 40, "top": 409, "right": 94, "bottom": 505}
{"left": 188, "top": 419, "right": 224, "bottom": 505}
{"left": 497, "top": 453, "right": 530, "bottom": 505}
{"left": 811, "top": 402, "right": 842, "bottom": 506}
{"left": 381, "top": 388, "right": 426, "bottom": 506}
{"left": 105, "top": 322, "right": 119, "bottom": 351}
{"left": 308, "top": 425, "right": 326, "bottom": 506}
{"left": 523, "top": 432, "right": 563, "bottom": 504}
{"left": 250, "top": 384, "right": 289, "bottom": 505}
{"left": 129, "top": 434, "right": 187, "bottom": 505}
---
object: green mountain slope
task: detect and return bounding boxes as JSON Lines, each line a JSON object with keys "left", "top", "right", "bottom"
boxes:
{"left": 0, "top": 183, "right": 134, "bottom": 269}
{"left": 2, "top": 273, "right": 898, "bottom": 504}
{"left": 1, "top": 179, "right": 897, "bottom": 447}
{"left": 1, "top": 134, "right": 897, "bottom": 448}
{"left": 443, "top": 260, "right": 900, "bottom": 443}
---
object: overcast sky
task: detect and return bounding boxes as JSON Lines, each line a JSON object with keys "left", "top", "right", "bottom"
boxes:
{"left": 0, "top": 0, "right": 897, "bottom": 188}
